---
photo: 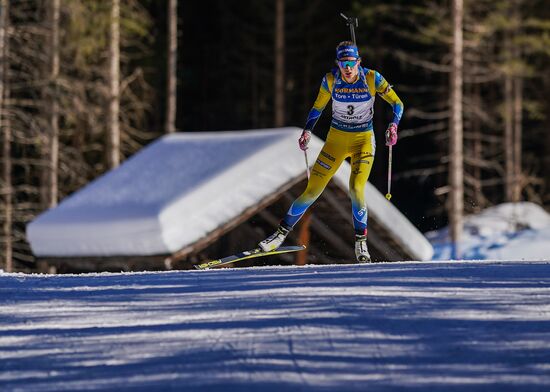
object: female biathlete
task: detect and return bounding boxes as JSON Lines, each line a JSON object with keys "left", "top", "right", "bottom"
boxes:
{"left": 259, "top": 41, "right": 404, "bottom": 262}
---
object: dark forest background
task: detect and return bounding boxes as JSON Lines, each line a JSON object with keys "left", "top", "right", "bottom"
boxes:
{"left": 1, "top": 0, "right": 549, "bottom": 270}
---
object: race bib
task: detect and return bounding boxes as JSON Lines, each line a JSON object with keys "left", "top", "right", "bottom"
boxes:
{"left": 331, "top": 75, "right": 375, "bottom": 129}
{"left": 332, "top": 97, "right": 374, "bottom": 125}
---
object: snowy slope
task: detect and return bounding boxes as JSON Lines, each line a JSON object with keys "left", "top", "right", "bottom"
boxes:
{"left": 1, "top": 261, "right": 550, "bottom": 391}
{"left": 427, "top": 202, "right": 550, "bottom": 260}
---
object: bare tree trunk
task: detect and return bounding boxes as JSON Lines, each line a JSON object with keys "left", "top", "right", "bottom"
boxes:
{"left": 472, "top": 83, "right": 483, "bottom": 212}
{"left": 107, "top": 0, "right": 120, "bottom": 168}
{"left": 274, "top": 0, "right": 285, "bottom": 127}
{"left": 165, "top": 0, "right": 177, "bottom": 134}
{"left": 302, "top": 1, "right": 318, "bottom": 119}
{"left": 512, "top": 0, "right": 523, "bottom": 203}
{"left": 504, "top": 33, "right": 514, "bottom": 202}
{"left": 513, "top": 77, "right": 522, "bottom": 203}
{"left": 0, "top": 0, "right": 12, "bottom": 272}
{"left": 449, "top": 0, "right": 464, "bottom": 259}
{"left": 48, "top": 0, "right": 60, "bottom": 208}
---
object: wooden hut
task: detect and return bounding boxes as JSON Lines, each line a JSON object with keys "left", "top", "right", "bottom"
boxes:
{"left": 27, "top": 128, "right": 433, "bottom": 272}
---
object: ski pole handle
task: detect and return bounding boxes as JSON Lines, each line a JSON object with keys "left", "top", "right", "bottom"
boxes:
{"left": 386, "top": 145, "right": 392, "bottom": 201}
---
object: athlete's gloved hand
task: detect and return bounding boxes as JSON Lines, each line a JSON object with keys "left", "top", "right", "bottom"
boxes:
{"left": 299, "top": 130, "right": 311, "bottom": 151}
{"left": 385, "top": 123, "right": 398, "bottom": 146}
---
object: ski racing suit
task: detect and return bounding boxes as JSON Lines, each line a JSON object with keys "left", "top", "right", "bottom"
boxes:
{"left": 281, "top": 66, "right": 404, "bottom": 235}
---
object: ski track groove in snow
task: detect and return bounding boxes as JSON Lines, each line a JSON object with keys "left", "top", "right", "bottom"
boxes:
{"left": 0, "top": 260, "right": 550, "bottom": 391}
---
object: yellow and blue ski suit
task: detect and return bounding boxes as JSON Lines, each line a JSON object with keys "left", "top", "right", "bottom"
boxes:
{"left": 282, "top": 67, "right": 404, "bottom": 235}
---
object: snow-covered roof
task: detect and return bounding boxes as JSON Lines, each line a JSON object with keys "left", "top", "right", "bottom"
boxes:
{"left": 27, "top": 127, "right": 433, "bottom": 260}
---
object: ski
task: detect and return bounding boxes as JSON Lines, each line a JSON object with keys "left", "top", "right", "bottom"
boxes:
{"left": 194, "top": 245, "right": 306, "bottom": 270}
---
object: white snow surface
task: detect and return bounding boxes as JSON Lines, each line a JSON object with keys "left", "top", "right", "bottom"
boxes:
{"left": 26, "top": 128, "right": 432, "bottom": 261}
{"left": 1, "top": 261, "right": 550, "bottom": 391}
{"left": 427, "top": 202, "right": 550, "bottom": 260}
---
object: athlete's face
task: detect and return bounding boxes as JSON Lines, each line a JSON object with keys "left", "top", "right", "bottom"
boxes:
{"left": 337, "top": 57, "right": 360, "bottom": 83}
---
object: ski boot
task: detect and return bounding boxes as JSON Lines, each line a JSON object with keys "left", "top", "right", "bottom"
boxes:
{"left": 259, "top": 225, "right": 290, "bottom": 252}
{"left": 355, "top": 234, "right": 371, "bottom": 263}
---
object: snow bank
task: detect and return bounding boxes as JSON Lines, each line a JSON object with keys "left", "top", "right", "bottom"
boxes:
{"left": 427, "top": 202, "right": 550, "bottom": 260}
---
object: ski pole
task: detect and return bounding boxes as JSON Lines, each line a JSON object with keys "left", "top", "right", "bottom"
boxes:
{"left": 386, "top": 145, "right": 392, "bottom": 201}
{"left": 304, "top": 149, "right": 310, "bottom": 180}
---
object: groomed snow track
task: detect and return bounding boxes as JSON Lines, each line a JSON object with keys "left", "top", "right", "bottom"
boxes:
{"left": 1, "top": 260, "right": 550, "bottom": 391}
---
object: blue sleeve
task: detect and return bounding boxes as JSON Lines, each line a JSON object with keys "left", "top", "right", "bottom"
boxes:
{"left": 374, "top": 71, "right": 404, "bottom": 125}
{"left": 304, "top": 75, "right": 332, "bottom": 131}
{"left": 374, "top": 71, "right": 384, "bottom": 90}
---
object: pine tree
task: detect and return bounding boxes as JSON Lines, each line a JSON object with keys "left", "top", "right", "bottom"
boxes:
{"left": 355, "top": 0, "right": 550, "bottom": 233}
{"left": 0, "top": 0, "right": 155, "bottom": 270}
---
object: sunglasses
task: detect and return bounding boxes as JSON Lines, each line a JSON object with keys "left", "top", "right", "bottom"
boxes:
{"left": 337, "top": 59, "right": 359, "bottom": 68}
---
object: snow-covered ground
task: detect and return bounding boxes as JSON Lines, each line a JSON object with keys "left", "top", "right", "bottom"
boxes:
{"left": 427, "top": 202, "right": 550, "bottom": 261}
{"left": 1, "top": 261, "right": 550, "bottom": 391}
